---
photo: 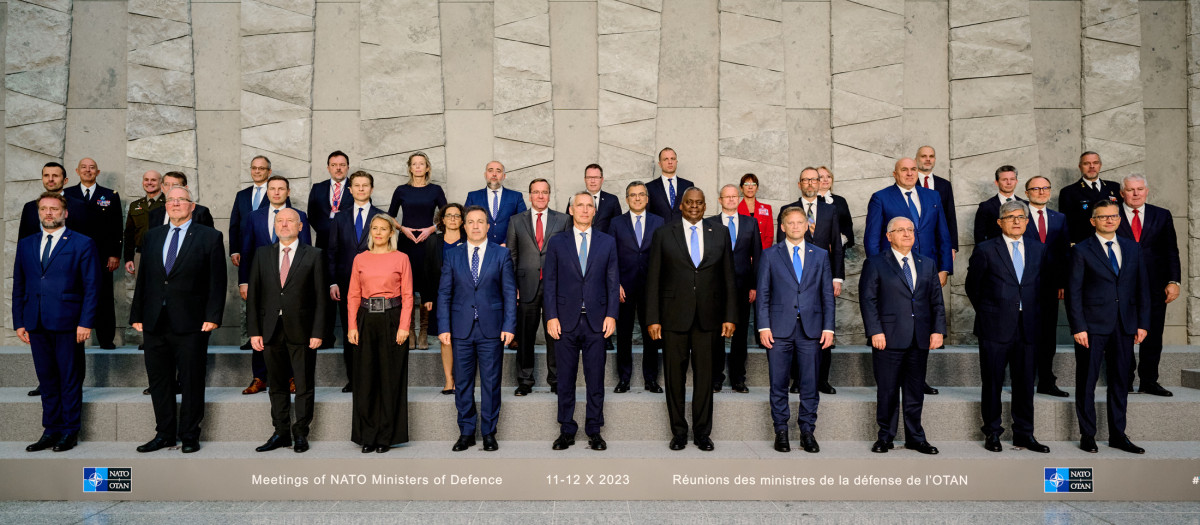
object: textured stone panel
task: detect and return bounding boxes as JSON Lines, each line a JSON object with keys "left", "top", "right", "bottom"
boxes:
{"left": 830, "top": 0, "right": 903, "bottom": 74}
{"left": 495, "top": 38, "right": 551, "bottom": 81}
{"left": 1140, "top": 2, "right": 1187, "bottom": 110}
{"left": 719, "top": 157, "right": 787, "bottom": 197}
{"left": 830, "top": 89, "right": 902, "bottom": 127}
{"left": 949, "top": 75, "right": 1033, "bottom": 120}
{"left": 360, "top": 48, "right": 443, "bottom": 119}
{"left": 832, "top": 65, "right": 903, "bottom": 107}
{"left": 1081, "top": 38, "right": 1141, "bottom": 115}
{"left": 496, "top": 14, "right": 550, "bottom": 47}
{"left": 1033, "top": 108, "right": 1082, "bottom": 190}
{"left": 832, "top": 117, "right": 903, "bottom": 159}
{"left": 129, "top": 0, "right": 191, "bottom": 24}
{"left": 241, "top": 92, "right": 310, "bottom": 129}
{"left": 720, "top": 0, "right": 782, "bottom": 21}
{"left": 193, "top": 3, "right": 240, "bottom": 111}
{"left": 241, "top": 33, "right": 314, "bottom": 74}
{"left": 832, "top": 144, "right": 894, "bottom": 182}
{"left": 948, "top": 0, "right": 1027, "bottom": 30}
{"left": 598, "top": 31, "right": 660, "bottom": 102}
{"left": 67, "top": 1, "right": 126, "bottom": 110}
{"left": 1082, "top": 102, "right": 1146, "bottom": 146}
{"left": 599, "top": 143, "right": 654, "bottom": 184}
{"left": 718, "top": 62, "right": 783, "bottom": 106}
{"left": 902, "top": 108, "right": 950, "bottom": 162}
{"left": 128, "top": 14, "right": 191, "bottom": 52}
{"left": 257, "top": 0, "right": 316, "bottom": 17}
{"left": 243, "top": 119, "right": 313, "bottom": 162}
{"left": 598, "top": 0, "right": 660, "bottom": 35}
{"left": 128, "top": 37, "right": 194, "bottom": 74}
{"left": 127, "top": 103, "right": 197, "bottom": 140}
{"left": 314, "top": 3, "right": 361, "bottom": 111}
{"left": 5, "top": 90, "right": 65, "bottom": 126}
{"left": 496, "top": 0, "right": 549, "bottom": 27}
{"left": 239, "top": 145, "right": 309, "bottom": 181}
{"left": 948, "top": 17, "right": 1032, "bottom": 80}
{"left": 6, "top": 66, "right": 70, "bottom": 105}
{"left": 658, "top": 0, "right": 719, "bottom": 108}
{"left": 23, "top": 0, "right": 69, "bottom": 13}
{"left": 656, "top": 108, "right": 719, "bottom": 192}
{"left": 719, "top": 12, "right": 783, "bottom": 72}
{"left": 1082, "top": 138, "right": 1143, "bottom": 171}
{"left": 598, "top": 90, "right": 657, "bottom": 126}
{"left": 598, "top": 118, "right": 655, "bottom": 156}
{"left": 5, "top": 144, "right": 57, "bottom": 182}
{"left": 502, "top": 161, "right": 553, "bottom": 203}
{"left": 619, "top": 0, "right": 663, "bottom": 12}
{"left": 127, "top": 64, "right": 194, "bottom": 107}
{"left": 950, "top": 114, "right": 1036, "bottom": 159}
{"left": 495, "top": 138, "right": 554, "bottom": 172}
{"left": 359, "top": 146, "right": 448, "bottom": 186}
{"left": 5, "top": 1, "right": 71, "bottom": 72}
{"left": 1084, "top": 14, "right": 1140, "bottom": 46}
{"left": 1143, "top": 109, "right": 1187, "bottom": 217}
{"left": 949, "top": 145, "right": 1039, "bottom": 205}
{"left": 494, "top": 102, "right": 554, "bottom": 147}
{"left": 549, "top": 1, "right": 597, "bottom": 110}
{"left": 1031, "top": 1, "right": 1081, "bottom": 109}
{"left": 719, "top": 101, "right": 785, "bottom": 139}
{"left": 494, "top": 76, "right": 550, "bottom": 114}
{"left": 127, "top": 130, "right": 199, "bottom": 168}
{"left": 242, "top": 0, "right": 315, "bottom": 37}
{"left": 1082, "top": 0, "right": 1137, "bottom": 27}
{"left": 784, "top": 1, "right": 829, "bottom": 109}
{"left": 7, "top": 120, "right": 65, "bottom": 157}
{"left": 196, "top": 110, "right": 241, "bottom": 220}
{"left": 243, "top": 65, "right": 314, "bottom": 108}
{"left": 787, "top": 109, "right": 832, "bottom": 180}
{"left": 360, "top": 0, "right": 440, "bottom": 54}
{"left": 310, "top": 110, "right": 360, "bottom": 181}
{"left": 553, "top": 110, "right": 599, "bottom": 190}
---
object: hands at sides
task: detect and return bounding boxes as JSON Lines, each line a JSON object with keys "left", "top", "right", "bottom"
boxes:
{"left": 929, "top": 333, "right": 943, "bottom": 350}
{"left": 201, "top": 322, "right": 219, "bottom": 332}
{"left": 1134, "top": 329, "right": 1147, "bottom": 345}
{"left": 938, "top": 271, "right": 949, "bottom": 287}
{"left": 348, "top": 329, "right": 359, "bottom": 345}
{"left": 546, "top": 319, "right": 561, "bottom": 340}
{"left": 720, "top": 322, "right": 735, "bottom": 338}
{"left": 759, "top": 329, "right": 773, "bottom": 349}
{"left": 819, "top": 331, "right": 834, "bottom": 349}
{"left": 870, "top": 334, "right": 886, "bottom": 350}
{"left": 396, "top": 329, "right": 409, "bottom": 345}
{"left": 15, "top": 328, "right": 30, "bottom": 344}
{"left": 618, "top": 285, "right": 625, "bottom": 303}
{"left": 230, "top": 253, "right": 241, "bottom": 267}
{"left": 251, "top": 336, "right": 265, "bottom": 351}
{"left": 648, "top": 324, "right": 662, "bottom": 340}
{"left": 1073, "top": 331, "right": 1088, "bottom": 349}
{"left": 500, "top": 331, "right": 515, "bottom": 346}
{"left": 602, "top": 317, "right": 616, "bottom": 338}
{"left": 329, "top": 285, "right": 341, "bottom": 301}
{"left": 439, "top": 332, "right": 451, "bottom": 345}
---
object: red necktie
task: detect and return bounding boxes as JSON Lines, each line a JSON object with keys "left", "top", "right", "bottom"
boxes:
{"left": 280, "top": 247, "right": 291, "bottom": 287}
{"left": 1132, "top": 209, "right": 1142, "bottom": 242}
{"left": 331, "top": 181, "right": 342, "bottom": 212}
{"left": 1037, "top": 210, "right": 1046, "bottom": 243}
{"left": 536, "top": 212, "right": 544, "bottom": 279}
{"left": 923, "top": 176, "right": 929, "bottom": 189}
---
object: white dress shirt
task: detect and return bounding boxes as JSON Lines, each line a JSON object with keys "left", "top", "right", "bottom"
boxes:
{"left": 682, "top": 218, "right": 704, "bottom": 256}
{"left": 919, "top": 173, "right": 936, "bottom": 191}
{"left": 896, "top": 184, "right": 921, "bottom": 216}
{"left": 1097, "top": 233, "right": 1122, "bottom": 268}
{"left": 39, "top": 226, "right": 65, "bottom": 259}
{"left": 891, "top": 248, "right": 917, "bottom": 287}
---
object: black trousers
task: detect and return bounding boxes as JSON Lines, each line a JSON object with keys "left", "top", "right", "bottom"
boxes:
{"left": 615, "top": 289, "right": 660, "bottom": 384}
{"left": 714, "top": 290, "right": 751, "bottom": 386}
{"left": 143, "top": 316, "right": 209, "bottom": 441}
{"left": 516, "top": 287, "right": 556, "bottom": 387}
{"left": 263, "top": 318, "right": 317, "bottom": 438}
{"left": 872, "top": 339, "right": 929, "bottom": 443}
{"left": 1133, "top": 298, "right": 1169, "bottom": 386}
{"left": 1033, "top": 292, "right": 1061, "bottom": 388}
{"left": 1075, "top": 332, "right": 1133, "bottom": 439}
{"left": 978, "top": 322, "right": 1035, "bottom": 439}
{"left": 662, "top": 321, "right": 716, "bottom": 439}
{"left": 351, "top": 307, "right": 410, "bottom": 446}
{"left": 337, "top": 295, "right": 355, "bottom": 384}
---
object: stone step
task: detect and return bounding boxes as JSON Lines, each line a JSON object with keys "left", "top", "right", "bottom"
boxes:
{"left": 2, "top": 385, "right": 1197, "bottom": 443}
{"left": 2, "top": 345, "right": 1198, "bottom": 389}
{"left": 1183, "top": 369, "right": 1200, "bottom": 389}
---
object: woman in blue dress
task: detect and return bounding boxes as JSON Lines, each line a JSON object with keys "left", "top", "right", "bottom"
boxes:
{"left": 388, "top": 151, "right": 446, "bottom": 350}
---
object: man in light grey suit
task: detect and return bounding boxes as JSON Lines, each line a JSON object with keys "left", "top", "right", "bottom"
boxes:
{"left": 506, "top": 178, "right": 570, "bottom": 396}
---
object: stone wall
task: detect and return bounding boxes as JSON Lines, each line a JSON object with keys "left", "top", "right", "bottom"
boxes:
{"left": 0, "top": 0, "right": 1194, "bottom": 345}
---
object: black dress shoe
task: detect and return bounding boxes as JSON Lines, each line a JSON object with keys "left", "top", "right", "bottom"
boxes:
{"left": 1037, "top": 385, "right": 1070, "bottom": 397}
{"left": 26, "top": 434, "right": 58, "bottom": 452}
{"left": 905, "top": 441, "right": 939, "bottom": 455}
{"left": 669, "top": 436, "right": 687, "bottom": 451}
{"left": 694, "top": 436, "right": 715, "bottom": 451}
{"left": 27, "top": 388, "right": 40, "bottom": 397}
{"left": 588, "top": 434, "right": 607, "bottom": 451}
{"left": 1013, "top": 436, "right": 1050, "bottom": 453}
{"left": 342, "top": 383, "right": 353, "bottom": 393}
{"left": 923, "top": 384, "right": 939, "bottom": 395}
{"left": 362, "top": 444, "right": 376, "bottom": 453}
{"left": 712, "top": 384, "right": 722, "bottom": 393}
{"left": 52, "top": 433, "right": 79, "bottom": 452}
{"left": 376, "top": 444, "right": 390, "bottom": 453}
{"left": 293, "top": 437, "right": 309, "bottom": 453}
{"left": 138, "top": 344, "right": 144, "bottom": 350}
{"left": 773, "top": 430, "right": 790, "bottom": 453}
{"left": 99, "top": 344, "right": 116, "bottom": 350}
{"left": 645, "top": 382, "right": 663, "bottom": 393}
{"left": 441, "top": 388, "right": 454, "bottom": 395}
{"left": 142, "top": 387, "right": 151, "bottom": 395}
{"left": 482, "top": 433, "right": 498, "bottom": 451}
{"left": 1139, "top": 383, "right": 1174, "bottom": 397}
{"left": 1110, "top": 436, "right": 1145, "bottom": 454}
{"left": 514, "top": 384, "right": 532, "bottom": 396}
{"left": 240, "top": 340, "right": 253, "bottom": 350}
{"left": 799, "top": 432, "right": 819, "bottom": 453}
{"left": 984, "top": 434, "right": 1002, "bottom": 452}
{"left": 550, "top": 385, "right": 558, "bottom": 394}
{"left": 255, "top": 434, "right": 292, "bottom": 452}
{"left": 1080, "top": 435, "right": 1098, "bottom": 453}
{"left": 818, "top": 382, "right": 836, "bottom": 395}
{"left": 870, "top": 439, "right": 890, "bottom": 453}
{"left": 181, "top": 440, "right": 201, "bottom": 453}
{"left": 614, "top": 381, "right": 630, "bottom": 393}
{"left": 452, "top": 435, "right": 476, "bottom": 452}
{"left": 605, "top": 338, "right": 614, "bottom": 350}
{"left": 552, "top": 433, "right": 575, "bottom": 450}
{"left": 789, "top": 383, "right": 801, "bottom": 394}
{"left": 732, "top": 383, "right": 748, "bottom": 393}
{"left": 137, "top": 437, "right": 175, "bottom": 453}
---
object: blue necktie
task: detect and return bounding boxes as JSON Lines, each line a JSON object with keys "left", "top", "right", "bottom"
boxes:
{"left": 1011, "top": 241, "right": 1023, "bottom": 283}
{"left": 1106, "top": 240, "right": 1119, "bottom": 274}
{"left": 635, "top": 215, "right": 643, "bottom": 247}
{"left": 689, "top": 225, "right": 700, "bottom": 266}
{"left": 579, "top": 232, "right": 588, "bottom": 275}
{"left": 355, "top": 208, "right": 364, "bottom": 243}
{"left": 471, "top": 246, "right": 480, "bottom": 285}
{"left": 252, "top": 185, "right": 262, "bottom": 211}
{"left": 270, "top": 209, "right": 278, "bottom": 243}
{"left": 165, "top": 227, "right": 181, "bottom": 273}
{"left": 727, "top": 216, "right": 736, "bottom": 246}
{"left": 792, "top": 245, "right": 803, "bottom": 285}
{"left": 668, "top": 179, "right": 676, "bottom": 210}
{"left": 41, "top": 234, "right": 53, "bottom": 270}
{"left": 905, "top": 190, "right": 920, "bottom": 221}
{"left": 492, "top": 190, "right": 499, "bottom": 220}
{"left": 901, "top": 256, "right": 914, "bottom": 292}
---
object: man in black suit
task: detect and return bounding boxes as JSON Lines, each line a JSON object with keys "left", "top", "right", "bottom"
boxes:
{"left": 247, "top": 208, "right": 328, "bottom": 454}
{"left": 145, "top": 172, "right": 215, "bottom": 228}
{"left": 1059, "top": 151, "right": 1123, "bottom": 244}
{"left": 608, "top": 181, "right": 665, "bottom": 393}
{"left": 567, "top": 163, "right": 621, "bottom": 235}
{"left": 308, "top": 151, "right": 352, "bottom": 348}
{"left": 780, "top": 167, "right": 845, "bottom": 394}
{"left": 709, "top": 184, "right": 761, "bottom": 393}
{"left": 973, "top": 165, "right": 1026, "bottom": 244}
{"left": 63, "top": 158, "right": 122, "bottom": 349}
{"left": 326, "top": 171, "right": 383, "bottom": 392}
{"left": 1066, "top": 200, "right": 1149, "bottom": 454}
{"left": 966, "top": 200, "right": 1051, "bottom": 453}
{"left": 1023, "top": 176, "right": 1071, "bottom": 397}
{"left": 915, "top": 146, "right": 957, "bottom": 258}
{"left": 645, "top": 147, "right": 693, "bottom": 221}
{"left": 507, "top": 178, "right": 569, "bottom": 395}
{"left": 1115, "top": 175, "right": 1180, "bottom": 397}
{"left": 859, "top": 216, "right": 946, "bottom": 455}
{"left": 130, "top": 186, "right": 227, "bottom": 454}
{"left": 646, "top": 187, "right": 736, "bottom": 452}
{"left": 816, "top": 166, "right": 855, "bottom": 248}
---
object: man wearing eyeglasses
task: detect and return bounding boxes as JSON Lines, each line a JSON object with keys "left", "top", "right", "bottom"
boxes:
{"left": 1065, "top": 200, "right": 1150, "bottom": 455}
{"left": 973, "top": 165, "right": 1026, "bottom": 244}
{"left": 1022, "top": 177, "right": 1070, "bottom": 397}
{"left": 966, "top": 201, "right": 1050, "bottom": 454}
{"left": 568, "top": 164, "right": 621, "bottom": 234}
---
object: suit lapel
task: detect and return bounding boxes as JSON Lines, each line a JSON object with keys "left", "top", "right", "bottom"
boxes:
{"left": 885, "top": 252, "right": 914, "bottom": 295}
{"left": 168, "top": 226, "right": 199, "bottom": 277}
{"left": 993, "top": 240, "right": 1019, "bottom": 283}
{"left": 776, "top": 243, "right": 800, "bottom": 286}
{"left": 45, "top": 231, "right": 71, "bottom": 272}
{"left": 1087, "top": 237, "right": 1118, "bottom": 276}
{"left": 477, "top": 245, "right": 498, "bottom": 288}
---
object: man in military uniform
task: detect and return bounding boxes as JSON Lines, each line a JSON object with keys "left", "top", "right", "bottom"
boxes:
{"left": 123, "top": 170, "right": 165, "bottom": 275}
{"left": 1058, "top": 152, "right": 1123, "bottom": 244}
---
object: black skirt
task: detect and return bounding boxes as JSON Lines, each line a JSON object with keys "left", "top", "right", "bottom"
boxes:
{"left": 351, "top": 306, "right": 410, "bottom": 446}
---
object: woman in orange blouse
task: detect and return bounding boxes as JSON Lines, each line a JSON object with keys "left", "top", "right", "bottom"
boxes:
{"left": 737, "top": 173, "right": 774, "bottom": 248}
{"left": 346, "top": 214, "right": 414, "bottom": 453}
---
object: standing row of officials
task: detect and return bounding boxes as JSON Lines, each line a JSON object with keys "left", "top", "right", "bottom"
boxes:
{"left": 12, "top": 146, "right": 1179, "bottom": 456}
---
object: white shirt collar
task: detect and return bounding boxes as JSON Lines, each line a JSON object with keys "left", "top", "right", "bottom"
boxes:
{"left": 997, "top": 192, "right": 1016, "bottom": 202}
{"left": 784, "top": 237, "right": 805, "bottom": 254}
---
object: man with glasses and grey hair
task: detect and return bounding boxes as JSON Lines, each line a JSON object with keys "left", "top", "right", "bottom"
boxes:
{"left": 1022, "top": 176, "right": 1070, "bottom": 397}
{"left": 966, "top": 200, "right": 1050, "bottom": 454}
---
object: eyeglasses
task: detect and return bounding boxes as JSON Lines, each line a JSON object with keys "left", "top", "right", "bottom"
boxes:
{"left": 1000, "top": 215, "right": 1028, "bottom": 222}
{"left": 584, "top": 175, "right": 603, "bottom": 181}
{"left": 443, "top": 214, "right": 462, "bottom": 220}
{"left": 166, "top": 198, "right": 192, "bottom": 204}
{"left": 741, "top": 183, "right": 757, "bottom": 188}
{"left": 250, "top": 166, "right": 270, "bottom": 172}
{"left": 627, "top": 192, "right": 647, "bottom": 198}
{"left": 1093, "top": 214, "right": 1120, "bottom": 221}
{"left": 799, "top": 178, "right": 819, "bottom": 184}
{"left": 1026, "top": 186, "right": 1051, "bottom": 192}
{"left": 888, "top": 228, "right": 915, "bottom": 234}
{"left": 529, "top": 191, "right": 550, "bottom": 196}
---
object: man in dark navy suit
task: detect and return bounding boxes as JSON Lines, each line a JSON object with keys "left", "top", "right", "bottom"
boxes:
{"left": 973, "top": 165, "right": 1027, "bottom": 244}
{"left": 307, "top": 151, "right": 352, "bottom": 348}
{"left": 464, "top": 161, "right": 527, "bottom": 246}
{"left": 1066, "top": 200, "right": 1150, "bottom": 454}
{"left": 63, "top": 158, "right": 122, "bottom": 349}
{"left": 18, "top": 163, "right": 91, "bottom": 244}
{"left": 608, "top": 181, "right": 665, "bottom": 393}
{"left": 230, "top": 155, "right": 291, "bottom": 351}
{"left": 966, "top": 200, "right": 1051, "bottom": 454}
{"left": 1059, "top": 151, "right": 1123, "bottom": 244}
{"left": 438, "top": 206, "right": 518, "bottom": 452}
{"left": 544, "top": 191, "right": 620, "bottom": 451}
{"left": 1023, "top": 176, "right": 1070, "bottom": 397}
{"left": 709, "top": 184, "right": 761, "bottom": 393}
{"left": 566, "top": 164, "right": 621, "bottom": 235}
{"left": 1115, "top": 175, "right": 1181, "bottom": 397}
{"left": 326, "top": 171, "right": 384, "bottom": 392}
{"left": 146, "top": 172, "right": 215, "bottom": 228}
{"left": 13, "top": 192, "right": 100, "bottom": 452}
{"left": 757, "top": 207, "right": 834, "bottom": 453}
{"left": 645, "top": 147, "right": 693, "bottom": 221}
{"left": 859, "top": 216, "right": 946, "bottom": 455}
{"left": 914, "top": 146, "right": 957, "bottom": 259}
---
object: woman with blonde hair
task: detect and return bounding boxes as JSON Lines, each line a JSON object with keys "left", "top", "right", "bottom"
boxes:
{"left": 388, "top": 151, "right": 447, "bottom": 350}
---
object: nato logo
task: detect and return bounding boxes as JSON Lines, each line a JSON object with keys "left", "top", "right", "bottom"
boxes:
{"left": 83, "top": 468, "right": 132, "bottom": 492}
{"left": 1044, "top": 467, "right": 1092, "bottom": 493}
